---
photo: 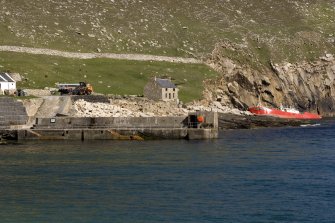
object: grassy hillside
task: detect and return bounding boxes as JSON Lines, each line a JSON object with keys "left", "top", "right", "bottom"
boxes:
{"left": 0, "top": 0, "right": 334, "bottom": 102}
{"left": 1, "top": 0, "right": 334, "bottom": 61}
{"left": 0, "top": 52, "right": 218, "bottom": 102}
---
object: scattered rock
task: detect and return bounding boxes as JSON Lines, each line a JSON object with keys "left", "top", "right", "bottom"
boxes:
{"left": 261, "top": 77, "right": 271, "bottom": 86}
{"left": 71, "top": 97, "right": 248, "bottom": 118}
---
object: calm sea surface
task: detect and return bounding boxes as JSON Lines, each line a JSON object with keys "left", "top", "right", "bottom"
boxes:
{"left": 1, "top": 120, "right": 335, "bottom": 223}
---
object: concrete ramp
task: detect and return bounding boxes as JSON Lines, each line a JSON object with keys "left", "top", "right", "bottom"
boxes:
{"left": 34, "top": 96, "right": 72, "bottom": 118}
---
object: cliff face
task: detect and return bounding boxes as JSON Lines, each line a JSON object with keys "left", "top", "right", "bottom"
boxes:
{"left": 204, "top": 41, "right": 335, "bottom": 116}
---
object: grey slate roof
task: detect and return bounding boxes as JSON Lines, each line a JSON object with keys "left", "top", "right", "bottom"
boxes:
{"left": 155, "top": 78, "right": 176, "bottom": 88}
{"left": 0, "top": 72, "right": 15, "bottom": 82}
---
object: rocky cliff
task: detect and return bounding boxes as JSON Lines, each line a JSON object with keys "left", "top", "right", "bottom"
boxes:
{"left": 204, "top": 41, "right": 335, "bottom": 116}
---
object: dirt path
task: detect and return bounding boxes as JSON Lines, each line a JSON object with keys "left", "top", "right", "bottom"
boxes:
{"left": 0, "top": 45, "right": 202, "bottom": 64}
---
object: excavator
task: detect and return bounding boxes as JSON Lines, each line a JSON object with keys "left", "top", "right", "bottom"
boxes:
{"left": 58, "top": 82, "right": 93, "bottom": 95}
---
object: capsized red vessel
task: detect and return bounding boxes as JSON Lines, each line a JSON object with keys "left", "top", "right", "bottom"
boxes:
{"left": 248, "top": 106, "right": 322, "bottom": 119}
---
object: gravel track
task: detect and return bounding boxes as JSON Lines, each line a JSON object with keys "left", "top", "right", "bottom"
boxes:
{"left": 0, "top": 45, "right": 202, "bottom": 64}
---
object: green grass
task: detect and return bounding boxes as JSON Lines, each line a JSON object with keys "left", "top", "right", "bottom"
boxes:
{"left": 0, "top": 0, "right": 334, "bottom": 100}
{"left": 0, "top": 52, "right": 219, "bottom": 102}
{"left": 0, "top": 0, "right": 334, "bottom": 63}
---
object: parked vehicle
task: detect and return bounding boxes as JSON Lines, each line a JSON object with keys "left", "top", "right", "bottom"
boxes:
{"left": 58, "top": 82, "right": 93, "bottom": 95}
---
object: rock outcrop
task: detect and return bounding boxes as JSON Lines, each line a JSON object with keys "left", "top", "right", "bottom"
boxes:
{"left": 70, "top": 97, "right": 248, "bottom": 118}
{"left": 204, "top": 42, "right": 335, "bottom": 116}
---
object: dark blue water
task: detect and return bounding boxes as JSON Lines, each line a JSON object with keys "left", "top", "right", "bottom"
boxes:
{"left": 1, "top": 120, "right": 335, "bottom": 223}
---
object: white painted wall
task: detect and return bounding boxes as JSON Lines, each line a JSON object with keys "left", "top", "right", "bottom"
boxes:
{"left": 0, "top": 73, "right": 16, "bottom": 94}
{"left": 0, "top": 81, "right": 16, "bottom": 94}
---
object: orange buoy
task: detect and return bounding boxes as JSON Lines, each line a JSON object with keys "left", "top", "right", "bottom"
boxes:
{"left": 197, "top": 116, "right": 204, "bottom": 123}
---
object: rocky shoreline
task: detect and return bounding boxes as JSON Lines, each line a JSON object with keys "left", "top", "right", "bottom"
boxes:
{"left": 66, "top": 96, "right": 320, "bottom": 129}
{"left": 1, "top": 95, "right": 320, "bottom": 131}
{"left": 0, "top": 112, "right": 322, "bottom": 142}
{"left": 0, "top": 95, "right": 326, "bottom": 143}
{"left": 218, "top": 113, "right": 318, "bottom": 129}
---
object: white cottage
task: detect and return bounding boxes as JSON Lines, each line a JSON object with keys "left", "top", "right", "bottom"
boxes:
{"left": 0, "top": 72, "right": 16, "bottom": 94}
{"left": 144, "top": 77, "right": 179, "bottom": 101}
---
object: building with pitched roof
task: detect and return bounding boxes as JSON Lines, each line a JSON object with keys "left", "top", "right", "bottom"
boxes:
{"left": 144, "top": 77, "right": 179, "bottom": 101}
{"left": 0, "top": 72, "right": 16, "bottom": 95}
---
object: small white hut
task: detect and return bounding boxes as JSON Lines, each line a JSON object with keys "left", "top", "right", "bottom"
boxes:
{"left": 0, "top": 72, "right": 16, "bottom": 95}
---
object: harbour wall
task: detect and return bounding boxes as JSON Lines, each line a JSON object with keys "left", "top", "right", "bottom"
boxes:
{"left": 18, "top": 128, "right": 189, "bottom": 140}
{"left": 34, "top": 116, "right": 187, "bottom": 129}
{"left": 18, "top": 112, "right": 218, "bottom": 140}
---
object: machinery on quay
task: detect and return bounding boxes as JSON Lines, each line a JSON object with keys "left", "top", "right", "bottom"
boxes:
{"left": 57, "top": 82, "right": 93, "bottom": 95}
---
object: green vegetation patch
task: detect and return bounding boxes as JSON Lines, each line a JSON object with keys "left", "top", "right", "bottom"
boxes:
{"left": 0, "top": 0, "right": 334, "bottom": 76}
{"left": 0, "top": 52, "right": 219, "bottom": 102}
{"left": 1, "top": 0, "right": 333, "bottom": 62}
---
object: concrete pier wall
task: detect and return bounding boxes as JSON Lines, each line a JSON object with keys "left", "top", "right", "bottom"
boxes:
{"left": 187, "top": 128, "right": 218, "bottom": 140}
{"left": 18, "top": 128, "right": 189, "bottom": 140}
{"left": 35, "top": 116, "right": 187, "bottom": 129}
{"left": 18, "top": 112, "right": 218, "bottom": 140}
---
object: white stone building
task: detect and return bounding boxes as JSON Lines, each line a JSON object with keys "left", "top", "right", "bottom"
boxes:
{"left": 144, "top": 77, "right": 179, "bottom": 101}
{"left": 0, "top": 72, "right": 16, "bottom": 95}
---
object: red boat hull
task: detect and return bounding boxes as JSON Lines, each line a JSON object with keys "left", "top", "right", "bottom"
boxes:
{"left": 248, "top": 106, "right": 322, "bottom": 119}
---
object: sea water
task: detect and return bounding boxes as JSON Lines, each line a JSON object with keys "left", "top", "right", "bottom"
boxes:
{"left": 0, "top": 120, "right": 334, "bottom": 222}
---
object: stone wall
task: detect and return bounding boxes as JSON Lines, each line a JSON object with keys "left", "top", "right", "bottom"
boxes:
{"left": 0, "top": 97, "right": 28, "bottom": 128}
{"left": 71, "top": 95, "right": 110, "bottom": 103}
{"left": 144, "top": 79, "right": 162, "bottom": 101}
{"left": 20, "top": 112, "right": 218, "bottom": 140}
